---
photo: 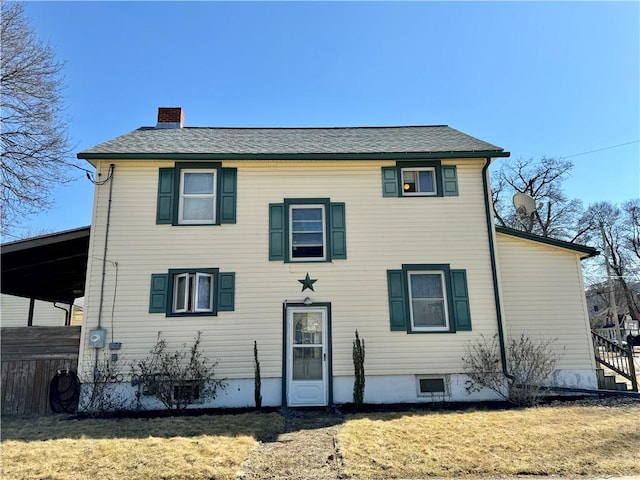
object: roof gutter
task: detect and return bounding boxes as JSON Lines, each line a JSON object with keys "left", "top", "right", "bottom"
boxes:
{"left": 482, "top": 157, "right": 513, "bottom": 380}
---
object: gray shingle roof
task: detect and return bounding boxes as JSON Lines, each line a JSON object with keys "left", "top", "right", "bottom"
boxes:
{"left": 78, "top": 125, "right": 506, "bottom": 159}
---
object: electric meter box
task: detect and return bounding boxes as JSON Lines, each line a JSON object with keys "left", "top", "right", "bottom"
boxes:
{"left": 88, "top": 328, "right": 107, "bottom": 348}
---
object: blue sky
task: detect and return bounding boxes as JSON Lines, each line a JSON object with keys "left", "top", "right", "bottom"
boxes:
{"left": 10, "top": 1, "right": 640, "bottom": 238}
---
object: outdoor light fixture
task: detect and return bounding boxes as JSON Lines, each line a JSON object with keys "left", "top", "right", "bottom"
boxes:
{"left": 303, "top": 297, "right": 313, "bottom": 306}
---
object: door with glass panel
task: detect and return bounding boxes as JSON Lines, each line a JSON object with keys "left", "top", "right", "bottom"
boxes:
{"left": 286, "top": 307, "right": 328, "bottom": 406}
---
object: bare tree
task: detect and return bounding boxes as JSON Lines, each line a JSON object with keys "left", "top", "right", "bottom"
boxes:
{"left": 492, "top": 157, "right": 586, "bottom": 242}
{"left": 1, "top": 2, "right": 76, "bottom": 236}
{"left": 622, "top": 199, "right": 640, "bottom": 263}
{"left": 580, "top": 201, "right": 640, "bottom": 321}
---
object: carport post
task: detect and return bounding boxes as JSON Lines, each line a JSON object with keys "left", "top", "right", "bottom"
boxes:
{"left": 27, "top": 297, "right": 35, "bottom": 326}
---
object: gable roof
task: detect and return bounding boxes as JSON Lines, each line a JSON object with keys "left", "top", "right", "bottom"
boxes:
{"left": 495, "top": 226, "right": 599, "bottom": 259}
{"left": 78, "top": 125, "right": 509, "bottom": 161}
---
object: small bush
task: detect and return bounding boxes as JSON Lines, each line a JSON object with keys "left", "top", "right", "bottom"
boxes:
{"left": 462, "top": 333, "right": 563, "bottom": 406}
{"left": 254, "top": 340, "right": 262, "bottom": 410}
{"left": 352, "top": 330, "right": 365, "bottom": 410}
{"left": 130, "top": 331, "right": 226, "bottom": 411}
{"left": 79, "top": 352, "right": 134, "bottom": 415}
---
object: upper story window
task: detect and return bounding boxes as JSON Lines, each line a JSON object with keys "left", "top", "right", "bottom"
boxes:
{"left": 156, "top": 163, "right": 237, "bottom": 226}
{"left": 269, "top": 198, "right": 346, "bottom": 263}
{"left": 381, "top": 161, "right": 458, "bottom": 198}
{"left": 179, "top": 170, "right": 216, "bottom": 224}
{"left": 401, "top": 168, "right": 436, "bottom": 196}
{"left": 290, "top": 205, "right": 326, "bottom": 261}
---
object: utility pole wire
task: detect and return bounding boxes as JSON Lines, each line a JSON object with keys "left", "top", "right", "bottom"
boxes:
{"left": 560, "top": 140, "right": 639, "bottom": 160}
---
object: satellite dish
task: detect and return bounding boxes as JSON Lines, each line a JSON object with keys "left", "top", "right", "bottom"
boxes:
{"left": 513, "top": 193, "right": 536, "bottom": 216}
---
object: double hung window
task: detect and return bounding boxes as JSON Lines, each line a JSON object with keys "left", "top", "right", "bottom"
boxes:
{"left": 387, "top": 264, "right": 471, "bottom": 333}
{"left": 178, "top": 169, "right": 216, "bottom": 224}
{"left": 290, "top": 205, "right": 326, "bottom": 261}
{"left": 269, "top": 198, "right": 346, "bottom": 263}
{"left": 156, "top": 163, "right": 237, "bottom": 225}
{"left": 408, "top": 271, "right": 449, "bottom": 331}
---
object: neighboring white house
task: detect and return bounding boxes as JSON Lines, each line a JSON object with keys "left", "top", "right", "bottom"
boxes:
{"left": 1, "top": 294, "right": 65, "bottom": 326}
{"left": 75, "top": 107, "right": 599, "bottom": 409}
{"left": 0, "top": 295, "right": 84, "bottom": 327}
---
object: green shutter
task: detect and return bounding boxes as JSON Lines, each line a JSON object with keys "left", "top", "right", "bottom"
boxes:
{"left": 441, "top": 165, "right": 459, "bottom": 196}
{"left": 269, "top": 203, "right": 285, "bottom": 261}
{"left": 381, "top": 167, "right": 399, "bottom": 197}
{"left": 387, "top": 270, "right": 407, "bottom": 331}
{"left": 329, "top": 202, "right": 347, "bottom": 260}
{"left": 149, "top": 274, "right": 169, "bottom": 313}
{"left": 219, "top": 168, "right": 237, "bottom": 224}
{"left": 217, "top": 272, "right": 235, "bottom": 311}
{"left": 451, "top": 269, "right": 471, "bottom": 331}
{"left": 156, "top": 168, "right": 175, "bottom": 224}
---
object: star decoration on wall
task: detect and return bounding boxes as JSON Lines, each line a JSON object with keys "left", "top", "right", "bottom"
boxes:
{"left": 298, "top": 273, "right": 317, "bottom": 292}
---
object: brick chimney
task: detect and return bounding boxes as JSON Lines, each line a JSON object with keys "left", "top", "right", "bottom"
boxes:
{"left": 156, "top": 107, "right": 184, "bottom": 128}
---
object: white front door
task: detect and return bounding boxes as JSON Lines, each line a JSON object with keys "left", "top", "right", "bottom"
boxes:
{"left": 287, "top": 306, "right": 328, "bottom": 406}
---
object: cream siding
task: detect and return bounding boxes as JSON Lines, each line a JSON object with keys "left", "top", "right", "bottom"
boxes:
{"left": 496, "top": 233, "right": 595, "bottom": 370}
{"left": 0, "top": 294, "right": 68, "bottom": 326}
{"left": 80, "top": 159, "right": 500, "bottom": 380}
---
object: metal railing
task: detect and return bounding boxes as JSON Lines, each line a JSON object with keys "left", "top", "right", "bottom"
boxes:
{"left": 591, "top": 330, "right": 638, "bottom": 392}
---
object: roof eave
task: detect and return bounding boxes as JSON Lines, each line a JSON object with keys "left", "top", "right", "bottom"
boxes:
{"left": 495, "top": 226, "right": 599, "bottom": 259}
{"left": 77, "top": 150, "right": 510, "bottom": 161}
{"left": 1, "top": 226, "right": 91, "bottom": 252}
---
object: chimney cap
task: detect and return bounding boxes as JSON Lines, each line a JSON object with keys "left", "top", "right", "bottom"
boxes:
{"left": 157, "top": 107, "right": 184, "bottom": 128}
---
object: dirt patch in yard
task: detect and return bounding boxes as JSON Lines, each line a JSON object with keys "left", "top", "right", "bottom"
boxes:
{"left": 237, "top": 408, "right": 346, "bottom": 480}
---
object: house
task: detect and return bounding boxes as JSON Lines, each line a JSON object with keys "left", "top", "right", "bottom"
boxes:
{"left": 75, "top": 107, "right": 599, "bottom": 409}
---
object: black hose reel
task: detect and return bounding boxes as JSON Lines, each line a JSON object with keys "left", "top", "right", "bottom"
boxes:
{"left": 49, "top": 369, "right": 81, "bottom": 414}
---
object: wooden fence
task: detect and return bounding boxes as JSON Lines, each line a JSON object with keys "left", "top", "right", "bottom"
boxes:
{"left": 1, "top": 326, "right": 81, "bottom": 415}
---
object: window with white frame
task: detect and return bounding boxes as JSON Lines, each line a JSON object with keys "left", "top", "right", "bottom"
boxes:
{"left": 408, "top": 271, "right": 449, "bottom": 331}
{"left": 178, "top": 169, "right": 216, "bottom": 224}
{"left": 401, "top": 167, "right": 436, "bottom": 196}
{"left": 290, "top": 205, "right": 326, "bottom": 261}
{"left": 172, "top": 272, "right": 214, "bottom": 313}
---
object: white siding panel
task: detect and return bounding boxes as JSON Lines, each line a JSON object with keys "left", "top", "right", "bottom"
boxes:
{"left": 80, "top": 159, "right": 500, "bottom": 380}
{"left": 496, "top": 233, "right": 595, "bottom": 370}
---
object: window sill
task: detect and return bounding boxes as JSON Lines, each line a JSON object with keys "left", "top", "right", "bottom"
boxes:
{"left": 407, "top": 329, "right": 457, "bottom": 334}
{"left": 166, "top": 312, "right": 217, "bottom": 318}
{"left": 173, "top": 222, "right": 220, "bottom": 226}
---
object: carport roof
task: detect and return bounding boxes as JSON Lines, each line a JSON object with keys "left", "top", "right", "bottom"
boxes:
{"left": 1, "top": 226, "right": 90, "bottom": 304}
